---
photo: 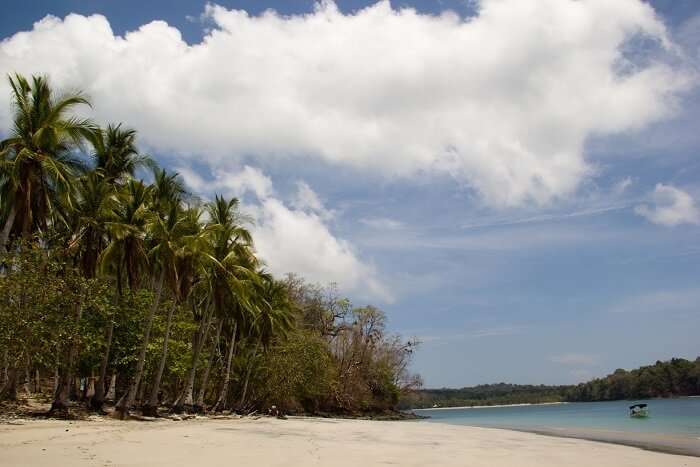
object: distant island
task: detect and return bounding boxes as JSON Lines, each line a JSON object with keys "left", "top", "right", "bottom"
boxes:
{"left": 401, "top": 357, "right": 700, "bottom": 409}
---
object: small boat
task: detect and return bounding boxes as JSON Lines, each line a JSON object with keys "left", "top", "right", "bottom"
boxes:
{"left": 629, "top": 403, "right": 649, "bottom": 418}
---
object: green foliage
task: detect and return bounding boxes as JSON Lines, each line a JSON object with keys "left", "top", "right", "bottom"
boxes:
{"left": 0, "top": 73, "right": 417, "bottom": 415}
{"left": 566, "top": 358, "right": 700, "bottom": 402}
{"left": 110, "top": 290, "right": 155, "bottom": 377}
{"left": 257, "top": 331, "right": 337, "bottom": 413}
{"left": 0, "top": 245, "right": 112, "bottom": 385}
{"left": 401, "top": 383, "right": 569, "bottom": 409}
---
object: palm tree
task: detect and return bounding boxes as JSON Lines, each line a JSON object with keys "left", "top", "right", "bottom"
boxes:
{"left": 142, "top": 204, "right": 196, "bottom": 416}
{"left": 187, "top": 196, "right": 255, "bottom": 412}
{"left": 0, "top": 74, "right": 98, "bottom": 414}
{"left": 116, "top": 169, "right": 187, "bottom": 416}
{"left": 101, "top": 180, "right": 150, "bottom": 292}
{"left": 64, "top": 171, "right": 115, "bottom": 278}
{"left": 151, "top": 167, "right": 185, "bottom": 216}
{"left": 0, "top": 74, "right": 94, "bottom": 249}
{"left": 0, "top": 148, "right": 18, "bottom": 250}
{"left": 211, "top": 267, "right": 258, "bottom": 412}
{"left": 85, "top": 126, "right": 150, "bottom": 411}
{"left": 101, "top": 180, "right": 151, "bottom": 416}
{"left": 89, "top": 124, "right": 153, "bottom": 185}
{"left": 172, "top": 270, "right": 214, "bottom": 413}
{"left": 149, "top": 205, "right": 210, "bottom": 411}
{"left": 238, "top": 276, "right": 295, "bottom": 409}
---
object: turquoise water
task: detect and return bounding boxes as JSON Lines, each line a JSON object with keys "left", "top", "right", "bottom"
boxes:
{"left": 416, "top": 398, "right": 700, "bottom": 436}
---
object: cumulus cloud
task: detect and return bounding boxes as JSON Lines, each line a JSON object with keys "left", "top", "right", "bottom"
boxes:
{"left": 634, "top": 184, "right": 700, "bottom": 226}
{"left": 177, "top": 165, "right": 391, "bottom": 302}
{"left": 291, "top": 181, "right": 334, "bottom": 220}
{"left": 254, "top": 196, "right": 392, "bottom": 302}
{"left": 0, "top": 0, "right": 691, "bottom": 206}
{"left": 177, "top": 165, "right": 274, "bottom": 200}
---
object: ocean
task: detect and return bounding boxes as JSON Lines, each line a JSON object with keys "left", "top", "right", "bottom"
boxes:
{"left": 416, "top": 398, "right": 700, "bottom": 436}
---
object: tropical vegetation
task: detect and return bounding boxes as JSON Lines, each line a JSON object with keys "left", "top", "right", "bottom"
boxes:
{"left": 0, "top": 73, "right": 420, "bottom": 417}
{"left": 566, "top": 357, "right": 700, "bottom": 402}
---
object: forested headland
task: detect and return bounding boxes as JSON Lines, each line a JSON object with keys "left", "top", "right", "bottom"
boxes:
{"left": 400, "top": 383, "right": 569, "bottom": 409}
{"left": 402, "top": 357, "right": 700, "bottom": 409}
{"left": 0, "top": 74, "right": 421, "bottom": 418}
{"left": 566, "top": 357, "right": 700, "bottom": 402}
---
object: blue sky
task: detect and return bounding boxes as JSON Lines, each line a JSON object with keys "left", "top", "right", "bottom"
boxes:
{"left": 1, "top": 0, "right": 699, "bottom": 387}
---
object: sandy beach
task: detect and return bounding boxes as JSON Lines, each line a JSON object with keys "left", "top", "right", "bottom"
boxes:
{"left": 1, "top": 417, "right": 699, "bottom": 467}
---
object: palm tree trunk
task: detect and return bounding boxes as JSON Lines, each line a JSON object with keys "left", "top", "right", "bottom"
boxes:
{"left": 173, "top": 300, "right": 212, "bottom": 412}
{"left": 94, "top": 269, "right": 122, "bottom": 410}
{"left": 106, "top": 373, "right": 116, "bottom": 401}
{"left": 143, "top": 300, "right": 177, "bottom": 416}
{"left": 194, "top": 318, "right": 223, "bottom": 411}
{"left": 239, "top": 337, "right": 261, "bottom": 410}
{"left": 213, "top": 321, "right": 237, "bottom": 412}
{"left": 117, "top": 268, "right": 166, "bottom": 417}
{"left": 0, "top": 204, "right": 17, "bottom": 250}
{"left": 91, "top": 318, "right": 114, "bottom": 411}
{"left": 0, "top": 367, "right": 17, "bottom": 401}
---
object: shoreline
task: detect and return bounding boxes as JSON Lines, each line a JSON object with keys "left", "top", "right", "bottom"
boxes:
{"left": 1, "top": 416, "right": 699, "bottom": 466}
{"left": 465, "top": 424, "right": 700, "bottom": 458}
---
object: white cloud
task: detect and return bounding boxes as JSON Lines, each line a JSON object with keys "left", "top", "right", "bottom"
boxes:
{"left": 292, "top": 181, "right": 334, "bottom": 219}
{"left": 177, "top": 165, "right": 391, "bottom": 302}
{"left": 0, "top": 0, "right": 691, "bottom": 207}
{"left": 549, "top": 353, "right": 598, "bottom": 366}
{"left": 359, "top": 217, "right": 404, "bottom": 230}
{"left": 612, "top": 176, "right": 633, "bottom": 195}
{"left": 634, "top": 184, "right": 700, "bottom": 226}
{"left": 254, "top": 197, "right": 392, "bottom": 302}
{"left": 176, "top": 165, "right": 274, "bottom": 200}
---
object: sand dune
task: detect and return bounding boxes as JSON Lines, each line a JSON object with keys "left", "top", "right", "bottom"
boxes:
{"left": 1, "top": 417, "right": 698, "bottom": 467}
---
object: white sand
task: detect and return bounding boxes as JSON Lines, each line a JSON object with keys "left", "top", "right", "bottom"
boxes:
{"left": 1, "top": 416, "right": 698, "bottom": 467}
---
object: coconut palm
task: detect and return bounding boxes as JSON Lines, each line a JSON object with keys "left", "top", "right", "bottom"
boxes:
{"left": 211, "top": 268, "right": 258, "bottom": 412}
{"left": 118, "top": 170, "right": 185, "bottom": 416}
{"left": 0, "top": 74, "right": 94, "bottom": 249}
{"left": 89, "top": 124, "right": 153, "bottom": 185}
{"left": 101, "top": 180, "right": 151, "bottom": 292}
{"left": 185, "top": 196, "right": 256, "bottom": 411}
{"left": 0, "top": 148, "right": 18, "bottom": 250}
{"left": 64, "top": 171, "right": 115, "bottom": 277}
{"left": 151, "top": 167, "right": 185, "bottom": 216}
{"left": 238, "top": 275, "right": 295, "bottom": 409}
{"left": 144, "top": 204, "right": 207, "bottom": 415}
{"left": 86, "top": 126, "right": 151, "bottom": 411}
{"left": 172, "top": 270, "right": 214, "bottom": 413}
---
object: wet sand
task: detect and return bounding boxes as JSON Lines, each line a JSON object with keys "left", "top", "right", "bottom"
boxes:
{"left": 489, "top": 424, "right": 700, "bottom": 458}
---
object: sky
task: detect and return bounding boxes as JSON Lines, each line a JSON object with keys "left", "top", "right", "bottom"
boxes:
{"left": 0, "top": 0, "right": 699, "bottom": 388}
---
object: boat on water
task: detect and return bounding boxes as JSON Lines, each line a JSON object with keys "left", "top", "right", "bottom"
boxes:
{"left": 629, "top": 403, "right": 649, "bottom": 418}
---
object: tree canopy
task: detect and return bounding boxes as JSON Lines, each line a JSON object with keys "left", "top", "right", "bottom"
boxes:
{"left": 0, "top": 73, "right": 420, "bottom": 417}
